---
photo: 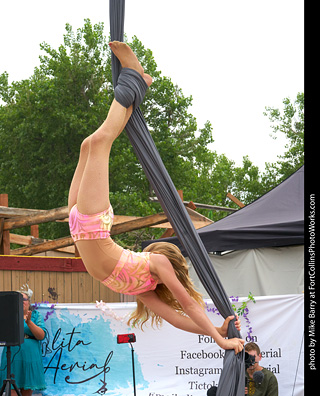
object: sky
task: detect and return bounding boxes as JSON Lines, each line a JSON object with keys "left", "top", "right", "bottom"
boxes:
{"left": 1, "top": 0, "right": 304, "bottom": 170}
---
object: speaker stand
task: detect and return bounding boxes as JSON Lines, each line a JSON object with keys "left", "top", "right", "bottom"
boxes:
{"left": 0, "top": 346, "right": 22, "bottom": 396}
{"left": 129, "top": 342, "right": 136, "bottom": 396}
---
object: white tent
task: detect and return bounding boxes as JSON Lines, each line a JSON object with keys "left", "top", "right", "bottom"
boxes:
{"left": 188, "top": 245, "right": 304, "bottom": 298}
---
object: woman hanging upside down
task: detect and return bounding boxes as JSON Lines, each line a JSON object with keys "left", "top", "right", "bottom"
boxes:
{"left": 68, "top": 41, "right": 244, "bottom": 354}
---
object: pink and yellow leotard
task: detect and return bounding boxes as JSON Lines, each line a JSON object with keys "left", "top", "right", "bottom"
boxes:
{"left": 101, "top": 248, "right": 158, "bottom": 295}
{"left": 69, "top": 204, "right": 158, "bottom": 295}
{"left": 69, "top": 204, "right": 114, "bottom": 241}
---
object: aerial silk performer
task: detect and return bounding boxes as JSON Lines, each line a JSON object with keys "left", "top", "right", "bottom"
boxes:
{"left": 68, "top": 0, "right": 244, "bottom": 369}
{"left": 108, "top": 1, "right": 245, "bottom": 395}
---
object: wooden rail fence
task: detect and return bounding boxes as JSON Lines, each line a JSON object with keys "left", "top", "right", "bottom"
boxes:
{"left": 0, "top": 193, "right": 217, "bottom": 303}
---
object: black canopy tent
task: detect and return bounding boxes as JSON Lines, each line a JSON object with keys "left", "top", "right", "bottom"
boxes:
{"left": 143, "top": 166, "right": 304, "bottom": 256}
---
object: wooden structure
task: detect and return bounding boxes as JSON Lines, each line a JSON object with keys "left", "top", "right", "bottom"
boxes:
{"left": 0, "top": 193, "right": 218, "bottom": 303}
{"left": 0, "top": 255, "right": 109, "bottom": 304}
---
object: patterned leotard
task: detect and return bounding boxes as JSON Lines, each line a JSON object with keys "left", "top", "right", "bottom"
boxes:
{"left": 69, "top": 204, "right": 114, "bottom": 241}
{"left": 102, "top": 249, "right": 158, "bottom": 295}
{"left": 69, "top": 204, "right": 158, "bottom": 295}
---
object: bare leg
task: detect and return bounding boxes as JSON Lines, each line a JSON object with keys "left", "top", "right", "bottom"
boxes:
{"left": 109, "top": 41, "right": 153, "bottom": 87}
{"left": 21, "top": 389, "right": 33, "bottom": 396}
{"left": 68, "top": 103, "right": 133, "bottom": 213}
{"left": 9, "top": 390, "right": 32, "bottom": 396}
{"left": 68, "top": 42, "right": 152, "bottom": 214}
{"left": 109, "top": 41, "right": 144, "bottom": 75}
{"left": 68, "top": 100, "right": 133, "bottom": 215}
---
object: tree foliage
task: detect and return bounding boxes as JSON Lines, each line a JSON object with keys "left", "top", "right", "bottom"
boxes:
{"left": 263, "top": 92, "right": 304, "bottom": 183}
{"left": 0, "top": 20, "right": 304, "bottom": 245}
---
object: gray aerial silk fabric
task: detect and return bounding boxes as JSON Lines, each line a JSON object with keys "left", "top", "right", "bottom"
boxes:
{"left": 114, "top": 67, "right": 148, "bottom": 111}
{"left": 109, "top": 1, "right": 245, "bottom": 395}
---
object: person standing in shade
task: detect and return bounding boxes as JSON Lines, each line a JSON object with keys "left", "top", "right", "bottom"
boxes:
{"left": 0, "top": 286, "right": 46, "bottom": 396}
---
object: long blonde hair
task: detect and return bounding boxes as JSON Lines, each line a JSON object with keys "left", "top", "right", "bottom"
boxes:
{"left": 127, "top": 242, "right": 205, "bottom": 329}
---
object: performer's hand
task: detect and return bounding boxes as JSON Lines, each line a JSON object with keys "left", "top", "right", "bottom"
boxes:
{"left": 220, "top": 314, "right": 241, "bottom": 337}
{"left": 234, "top": 314, "right": 241, "bottom": 332}
{"left": 222, "top": 337, "right": 245, "bottom": 354}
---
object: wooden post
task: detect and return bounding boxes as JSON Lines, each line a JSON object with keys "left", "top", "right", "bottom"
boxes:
{"left": 12, "top": 236, "right": 75, "bottom": 256}
{"left": 30, "top": 224, "right": 39, "bottom": 238}
{"left": 226, "top": 192, "right": 245, "bottom": 208}
{"left": 11, "top": 212, "right": 169, "bottom": 256}
{"left": 0, "top": 194, "right": 10, "bottom": 254}
{"left": 3, "top": 206, "right": 69, "bottom": 231}
{"left": 74, "top": 245, "right": 81, "bottom": 258}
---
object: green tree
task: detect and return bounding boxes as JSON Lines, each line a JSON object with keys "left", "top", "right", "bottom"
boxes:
{"left": 231, "top": 157, "right": 266, "bottom": 204}
{"left": 229, "top": 93, "right": 304, "bottom": 204}
{"left": 263, "top": 92, "right": 304, "bottom": 183}
{"left": 0, "top": 20, "right": 218, "bottom": 242}
{"left": 0, "top": 19, "right": 304, "bottom": 247}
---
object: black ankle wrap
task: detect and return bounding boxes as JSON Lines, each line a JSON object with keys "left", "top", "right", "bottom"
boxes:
{"left": 114, "top": 68, "right": 148, "bottom": 111}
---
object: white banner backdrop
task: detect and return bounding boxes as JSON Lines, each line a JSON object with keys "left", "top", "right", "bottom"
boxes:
{"left": 5, "top": 294, "right": 303, "bottom": 396}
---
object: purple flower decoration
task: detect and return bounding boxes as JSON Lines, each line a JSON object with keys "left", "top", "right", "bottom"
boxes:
{"left": 206, "top": 293, "right": 256, "bottom": 340}
{"left": 33, "top": 301, "right": 56, "bottom": 321}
